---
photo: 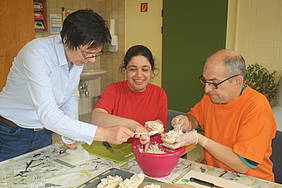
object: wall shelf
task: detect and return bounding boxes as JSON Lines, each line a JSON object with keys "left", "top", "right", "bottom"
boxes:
{"left": 34, "top": 0, "right": 47, "bottom": 31}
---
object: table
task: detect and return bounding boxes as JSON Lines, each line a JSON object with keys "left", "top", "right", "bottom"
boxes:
{"left": 122, "top": 159, "right": 280, "bottom": 188}
{"left": 0, "top": 143, "right": 280, "bottom": 188}
{"left": 0, "top": 144, "right": 119, "bottom": 187}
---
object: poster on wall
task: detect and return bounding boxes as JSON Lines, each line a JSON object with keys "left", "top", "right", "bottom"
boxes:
{"left": 49, "top": 14, "right": 62, "bottom": 34}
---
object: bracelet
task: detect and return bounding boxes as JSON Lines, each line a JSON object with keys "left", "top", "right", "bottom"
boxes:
{"left": 61, "top": 136, "right": 75, "bottom": 145}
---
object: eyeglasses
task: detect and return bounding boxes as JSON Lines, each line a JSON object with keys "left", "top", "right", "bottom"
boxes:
{"left": 199, "top": 74, "right": 240, "bottom": 89}
{"left": 81, "top": 50, "right": 103, "bottom": 61}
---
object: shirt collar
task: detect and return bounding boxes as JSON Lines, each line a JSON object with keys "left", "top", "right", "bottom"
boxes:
{"left": 54, "top": 35, "right": 68, "bottom": 67}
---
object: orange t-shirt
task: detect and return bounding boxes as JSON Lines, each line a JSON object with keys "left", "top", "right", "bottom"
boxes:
{"left": 190, "top": 86, "right": 276, "bottom": 181}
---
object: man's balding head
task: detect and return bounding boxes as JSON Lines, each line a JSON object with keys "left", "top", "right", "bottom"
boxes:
{"left": 202, "top": 49, "right": 246, "bottom": 104}
{"left": 205, "top": 49, "right": 246, "bottom": 78}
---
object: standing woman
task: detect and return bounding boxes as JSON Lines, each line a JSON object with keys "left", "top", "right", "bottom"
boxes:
{"left": 92, "top": 45, "right": 168, "bottom": 142}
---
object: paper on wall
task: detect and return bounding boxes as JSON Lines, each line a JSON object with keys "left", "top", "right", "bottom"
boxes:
{"left": 49, "top": 14, "right": 62, "bottom": 34}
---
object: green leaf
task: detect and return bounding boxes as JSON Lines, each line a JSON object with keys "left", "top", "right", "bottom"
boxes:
{"left": 245, "top": 63, "right": 278, "bottom": 104}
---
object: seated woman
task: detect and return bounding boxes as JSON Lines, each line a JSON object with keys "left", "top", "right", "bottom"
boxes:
{"left": 91, "top": 45, "right": 168, "bottom": 142}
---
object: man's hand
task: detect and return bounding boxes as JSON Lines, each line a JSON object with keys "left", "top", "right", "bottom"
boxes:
{"left": 94, "top": 126, "right": 134, "bottom": 144}
{"left": 163, "top": 130, "right": 198, "bottom": 150}
{"left": 171, "top": 115, "right": 192, "bottom": 131}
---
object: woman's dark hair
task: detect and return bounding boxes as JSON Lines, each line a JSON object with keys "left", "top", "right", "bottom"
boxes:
{"left": 60, "top": 9, "right": 111, "bottom": 51}
{"left": 121, "top": 45, "right": 156, "bottom": 71}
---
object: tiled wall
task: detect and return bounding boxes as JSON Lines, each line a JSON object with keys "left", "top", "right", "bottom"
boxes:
{"left": 78, "top": 78, "right": 101, "bottom": 115}
{"left": 95, "top": 0, "right": 126, "bottom": 90}
{"left": 37, "top": 0, "right": 126, "bottom": 116}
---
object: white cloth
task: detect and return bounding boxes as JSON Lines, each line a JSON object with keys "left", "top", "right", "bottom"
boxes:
{"left": 0, "top": 35, "right": 96, "bottom": 145}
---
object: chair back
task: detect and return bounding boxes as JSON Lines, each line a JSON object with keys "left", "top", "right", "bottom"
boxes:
{"left": 167, "top": 109, "right": 187, "bottom": 130}
{"left": 270, "top": 130, "right": 282, "bottom": 184}
{"left": 272, "top": 76, "right": 282, "bottom": 131}
{"left": 276, "top": 77, "right": 282, "bottom": 106}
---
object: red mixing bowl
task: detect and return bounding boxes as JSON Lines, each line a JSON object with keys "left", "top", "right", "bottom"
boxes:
{"left": 131, "top": 135, "right": 185, "bottom": 178}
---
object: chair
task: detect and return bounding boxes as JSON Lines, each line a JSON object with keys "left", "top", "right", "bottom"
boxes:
{"left": 270, "top": 130, "right": 282, "bottom": 184}
{"left": 272, "top": 76, "right": 282, "bottom": 131}
{"left": 167, "top": 109, "right": 187, "bottom": 130}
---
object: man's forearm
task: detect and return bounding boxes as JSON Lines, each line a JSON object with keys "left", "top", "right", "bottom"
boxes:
{"left": 197, "top": 134, "right": 250, "bottom": 173}
{"left": 91, "top": 109, "right": 138, "bottom": 131}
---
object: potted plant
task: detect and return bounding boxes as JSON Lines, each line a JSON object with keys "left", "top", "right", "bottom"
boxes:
{"left": 245, "top": 63, "right": 278, "bottom": 105}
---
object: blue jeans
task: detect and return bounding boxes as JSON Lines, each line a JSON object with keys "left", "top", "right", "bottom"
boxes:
{"left": 0, "top": 121, "right": 52, "bottom": 162}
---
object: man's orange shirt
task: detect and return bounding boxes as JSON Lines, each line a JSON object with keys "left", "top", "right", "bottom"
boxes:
{"left": 190, "top": 86, "right": 276, "bottom": 181}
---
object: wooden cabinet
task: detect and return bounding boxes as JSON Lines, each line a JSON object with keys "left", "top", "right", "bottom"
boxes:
{"left": 0, "top": 0, "right": 35, "bottom": 90}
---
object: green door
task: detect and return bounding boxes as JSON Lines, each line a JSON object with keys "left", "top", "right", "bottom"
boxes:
{"left": 162, "top": 0, "right": 228, "bottom": 112}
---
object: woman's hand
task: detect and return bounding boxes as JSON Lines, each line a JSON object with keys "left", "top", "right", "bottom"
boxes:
{"left": 94, "top": 126, "right": 134, "bottom": 144}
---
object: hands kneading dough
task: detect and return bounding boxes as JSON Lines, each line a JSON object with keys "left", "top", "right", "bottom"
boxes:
{"left": 163, "top": 130, "right": 198, "bottom": 150}
{"left": 145, "top": 120, "right": 164, "bottom": 134}
{"left": 161, "top": 130, "right": 184, "bottom": 144}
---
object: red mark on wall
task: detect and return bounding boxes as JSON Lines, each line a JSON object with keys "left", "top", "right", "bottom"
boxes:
{"left": 140, "top": 3, "right": 148, "bottom": 12}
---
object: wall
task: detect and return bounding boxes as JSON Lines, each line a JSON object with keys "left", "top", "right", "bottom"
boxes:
{"left": 98, "top": 0, "right": 126, "bottom": 90}
{"left": 226, "top": 0, "right": 238, "bottom": 50}
{"left": 227, "top": 0, "right": 282, "bottom": 80}
{"left": 125, "top": 0, "right": 163, "bottom": 86}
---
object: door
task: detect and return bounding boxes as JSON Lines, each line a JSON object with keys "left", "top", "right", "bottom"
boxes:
{"left": 0, "top": 0, "right": 35, "bottom": 90}
{"left": 162, "top": 0, "right": 228, "bottom": 112}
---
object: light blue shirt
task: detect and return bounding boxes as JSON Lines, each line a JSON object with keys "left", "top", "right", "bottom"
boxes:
{"left": 0, "top": 35, "right": 96, "bottom": 145}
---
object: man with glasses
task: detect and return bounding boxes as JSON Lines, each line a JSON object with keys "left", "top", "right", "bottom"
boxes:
{"left": 164, "top": 49, "right": 276, "bottom": 181}
{"left": 0, "top": 9, "right": 135, "bottom": 162}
